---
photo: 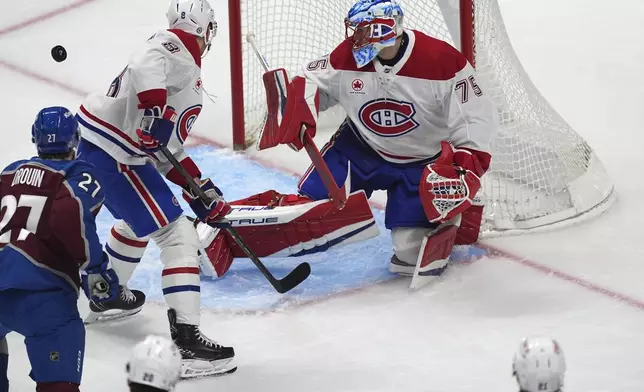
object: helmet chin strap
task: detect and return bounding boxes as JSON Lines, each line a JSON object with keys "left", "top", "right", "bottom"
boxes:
{"left": 201, "top": 43, "right": 212, "bottom": 59}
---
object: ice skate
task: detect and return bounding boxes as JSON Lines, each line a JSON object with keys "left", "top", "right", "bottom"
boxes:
{"left": 85, "top": 285, "right": 146, "bottom": 325}
{"left": 389, "top": 254, "right": 416, "bottom": 276}
{"left": 168, "top": 309, "right": 236, "bottom": 378}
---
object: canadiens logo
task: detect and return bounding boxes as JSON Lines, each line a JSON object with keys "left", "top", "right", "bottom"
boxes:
{"left": 176, "top": 105, "right": 202, "bottom": 143}
{"left": 351, "top": 79, "right": 364, "bottom": 91}
{"left": 358, "top": 98, "right": 419, "bottom": 137}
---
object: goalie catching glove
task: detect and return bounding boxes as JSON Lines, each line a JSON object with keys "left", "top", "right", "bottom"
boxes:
{"left": 259, "top": 69, "right": 320, "bottom": 151}
{"left": 420, "top": 141, "right": 490, "bottom": 224}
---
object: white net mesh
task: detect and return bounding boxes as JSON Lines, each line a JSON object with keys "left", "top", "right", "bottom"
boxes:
{"left": 238, "top": 0, "right": 615, "bottom": 235}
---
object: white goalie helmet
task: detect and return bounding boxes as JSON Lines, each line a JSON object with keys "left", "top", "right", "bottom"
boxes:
{"left": 126, "top": 335, "right": 182, "bottom": 391}
{"left": 167, "top": 0, "right": 217, "bottom": 57}
{"left": 512, "top": 337, "right": 566, "bottom": 392}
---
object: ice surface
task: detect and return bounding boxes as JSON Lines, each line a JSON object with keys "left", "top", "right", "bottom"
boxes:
{"left": 2, "top": 0, "right": 644, "bottom": 391}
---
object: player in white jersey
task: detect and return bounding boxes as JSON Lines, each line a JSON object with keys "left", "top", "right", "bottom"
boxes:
{"left": 75, "top": 0, "right": 235, "bottom": 377}
{"left": 512, "top": 337, "right": 566, "bottom": 392}
{"left": 199, "top": 0, "right": 497, "bottom": 287}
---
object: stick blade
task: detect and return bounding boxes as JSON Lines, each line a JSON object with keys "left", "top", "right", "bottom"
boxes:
{"left": 275, "top": 262, "right": 311, "bottom": 293}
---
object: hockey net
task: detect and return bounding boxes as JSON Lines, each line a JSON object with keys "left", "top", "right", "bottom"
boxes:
{"left": 228, "top": 0, "right": 615, "bottom": 236}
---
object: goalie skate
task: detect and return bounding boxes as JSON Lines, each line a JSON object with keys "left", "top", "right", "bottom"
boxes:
{"left": 84, "top": 285, "right": 146, "bottom": 325}
{"left": 168, "top": 309, "right": 237, "bottom": 378}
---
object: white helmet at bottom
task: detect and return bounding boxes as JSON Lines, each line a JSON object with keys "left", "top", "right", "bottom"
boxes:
{"left": 512, "top": 337, "right": 566, "bottom": 392}
{"left": 127, "top": 335, "right": 182, "bottom": 391}
{"left": 167, "top": 0, "right": 217, "bottom": 57}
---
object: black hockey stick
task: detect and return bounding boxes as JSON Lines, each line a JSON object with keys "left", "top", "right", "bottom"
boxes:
{"left": 158, "top": 145, "right": 311, "bottom": 294}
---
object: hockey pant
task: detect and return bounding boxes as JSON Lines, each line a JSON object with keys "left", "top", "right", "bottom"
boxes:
{"left": 0, "top": 289, "right": 84, "bottom": 388}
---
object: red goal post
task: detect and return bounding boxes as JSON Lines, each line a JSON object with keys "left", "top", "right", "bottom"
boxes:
{"left": 227, "top": 0, "right": 615, "bottom": 236}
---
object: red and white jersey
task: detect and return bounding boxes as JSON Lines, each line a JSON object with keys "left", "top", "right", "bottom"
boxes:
{"left": 76, "top": 29, "right": 204, "bottom": 173}
{"left": 302, "top": 29, "right": 497, "bottom": 164}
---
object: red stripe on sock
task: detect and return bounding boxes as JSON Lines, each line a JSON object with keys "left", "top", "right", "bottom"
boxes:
{"left": 162, "top": 267, "right": 200, "bottom": 276}
{"left": 110, "top": 227, "right": 148, "bottom": 248}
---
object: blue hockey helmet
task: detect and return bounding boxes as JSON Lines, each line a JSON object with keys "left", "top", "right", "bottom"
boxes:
{"left": 345, "top": 0, "right": 404, "bottom": 68}
{"left": 31, "top": 106, "right": 80, "bottom": 155}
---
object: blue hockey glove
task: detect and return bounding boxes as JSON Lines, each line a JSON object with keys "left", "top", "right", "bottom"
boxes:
{"left": 136, "top": 105, "right": 177, "bottom": 151}
{"left": 81, "top": 253, "right": 120, "bottom": 303}
{"left": 182, "top": 178, "right": 232, "bottom": 227}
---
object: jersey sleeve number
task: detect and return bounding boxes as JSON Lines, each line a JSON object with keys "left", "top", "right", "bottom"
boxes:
{"left": 455, "top": 76, "right": 483, "bottom": 104}
{"left": 107, "top": 67, "right": 128, "bottom": 98}
{"left": 0, "top": 194, "right": 47, "bottom": 244}
{"left": 78, "top": 173, "right": 102, "bottom": 198}
{"left": 306, "top": 57, "right": 329, "bottom": 71}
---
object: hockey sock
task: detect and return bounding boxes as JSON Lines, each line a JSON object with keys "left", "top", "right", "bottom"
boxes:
{"left": 107, "top": 220, "right": 149, "bottom": 283}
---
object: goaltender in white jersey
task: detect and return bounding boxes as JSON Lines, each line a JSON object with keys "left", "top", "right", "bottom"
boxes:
{"left": 197, "top": 0, "right": 497, "bottom": 288}
{"left": 302, "top": 29, "right": 492, "bottom": 165}
{"left": 294, "top": 0, "right": 497, "bottom": 287}
{"left": 75, "top": 0, "right": 236, "bottom": 378}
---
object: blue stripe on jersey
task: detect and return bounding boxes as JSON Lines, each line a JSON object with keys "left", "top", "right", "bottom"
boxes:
{"left": 162, "top": 285, "right": 201, "bottom": 295}
{"left": 105, "top": 244, "right": 141, "bottom": 264}
{"left": 76, "top": 115, "right": 140, "bottom": 157}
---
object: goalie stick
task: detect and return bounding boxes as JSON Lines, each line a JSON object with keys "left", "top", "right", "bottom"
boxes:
{"left": 247, "top": 33, "right": 348, "bottom": 210}
{"left": 158, "top": 145, "right": 311, "bottom": 294}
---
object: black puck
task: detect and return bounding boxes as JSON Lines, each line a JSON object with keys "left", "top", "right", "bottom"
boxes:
{"left": 51, "top": 45, "right": 67, "bottom": 62}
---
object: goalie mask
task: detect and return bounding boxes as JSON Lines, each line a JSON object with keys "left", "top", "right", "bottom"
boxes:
{"left": 345, "top": 0, "right": 404, "bottom": 68}
{"left": 167, "top": 0, "right": 218, "bottom": 58}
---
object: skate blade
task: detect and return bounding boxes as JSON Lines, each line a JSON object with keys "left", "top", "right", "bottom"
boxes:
{"left": 181, "top": 358, "right": 237, "bottom": 379}
{"left": 84, "top": 307, "right": 142, "bottom": 325}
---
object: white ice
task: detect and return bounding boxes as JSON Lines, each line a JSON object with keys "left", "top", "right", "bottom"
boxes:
{"left": 2, "top": 0, "right": 644, "bottom": 391}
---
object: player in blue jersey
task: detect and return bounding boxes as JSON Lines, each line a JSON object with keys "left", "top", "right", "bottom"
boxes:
{"left": 0, "top": 107, "right": 120, "bottom": 392}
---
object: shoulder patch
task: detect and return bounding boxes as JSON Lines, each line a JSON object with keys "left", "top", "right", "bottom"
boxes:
{"left": 162, "top": 41, "right": 181, "bottom": 54}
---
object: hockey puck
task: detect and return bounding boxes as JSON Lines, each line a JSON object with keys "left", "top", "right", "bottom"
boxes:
{"left": 51, "top": 45, "right": 67, "bottom": 62}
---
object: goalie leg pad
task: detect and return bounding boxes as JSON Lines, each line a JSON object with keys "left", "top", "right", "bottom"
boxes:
{"left": 151, "top": 216, "right": 201, "bottom": 326}
{"left": 455, "top": 198, "right": 484, "bottom": 245}
{"left": 195, "top": 225, "right": 233, "bottom": 278}
{"left": 106, "top": 220, "right": 149, "bottom": 284}
{"left": 409, "top": 216, "right": 461, "bottom": 290}
{"left": 197, "top": 191, "right": 379, "bottom": 277}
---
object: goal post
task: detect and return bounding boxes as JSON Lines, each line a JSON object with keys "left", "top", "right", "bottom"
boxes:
{"left": 227, "top": 0, "right": 615, "bottom": 236}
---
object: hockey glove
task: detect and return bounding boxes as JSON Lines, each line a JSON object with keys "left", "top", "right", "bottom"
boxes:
{"left": 420, "top": 141, "right": 483, "bottom": 223}
{"left": 261, "top": 71, "right": 319, "bottom": 151}
{"left": 183, "top": 178, "right": 232, "bottom": 227}
{"left": 81, "top": 253, "right": 119, "bottom": 303}
{"left": 136, "top": 105, "right": 177, "bottom": 151}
